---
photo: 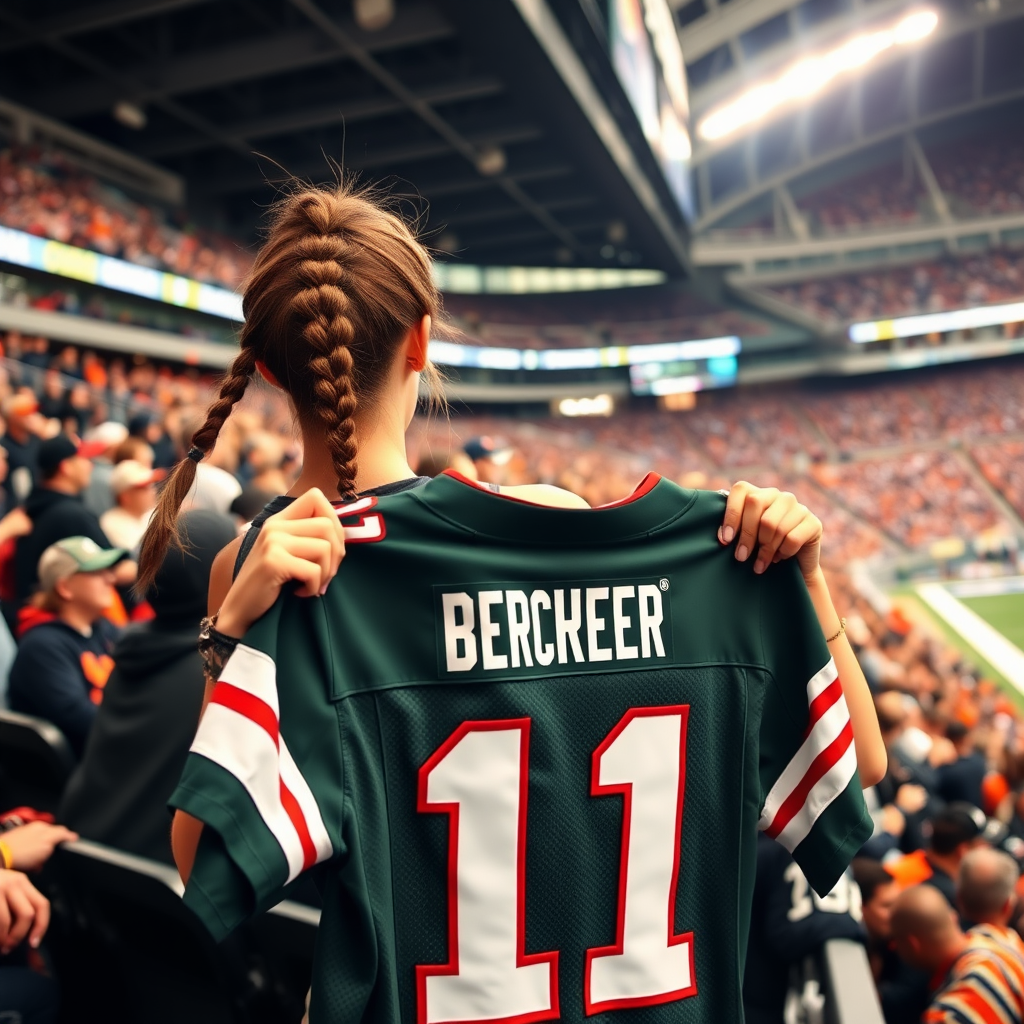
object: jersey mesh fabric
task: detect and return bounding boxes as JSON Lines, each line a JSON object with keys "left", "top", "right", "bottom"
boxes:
{"left": 171, "top": 473, "right": 873, "bottom": 1024}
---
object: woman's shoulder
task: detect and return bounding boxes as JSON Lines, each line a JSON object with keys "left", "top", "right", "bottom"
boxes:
{"left": 500, "top": 484, "right": 590, "bottom": 509}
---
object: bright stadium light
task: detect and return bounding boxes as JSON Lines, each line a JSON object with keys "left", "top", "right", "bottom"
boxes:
{"left": 698, "top": 9, "right": 938, "bottom": 142}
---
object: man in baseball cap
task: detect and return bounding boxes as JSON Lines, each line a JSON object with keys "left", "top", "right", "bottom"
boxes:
{"left": 14, "top": 435, "right": 136, "bottom": 606}
{"left": 8, "top": 537, "right": 124, "bottom": 755}
{"left": 100, "top": 461, "right": 164, "bottom": 552}
{"left": 463, "top": 435, "right": 515, "bottom": 484}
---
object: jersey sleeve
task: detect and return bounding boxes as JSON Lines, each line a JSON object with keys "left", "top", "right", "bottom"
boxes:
{"left": 169, "top": 595, "right": 344, "bottom": 940}
{"left": 757, "top": 561, "right": 873, "bottom": 897}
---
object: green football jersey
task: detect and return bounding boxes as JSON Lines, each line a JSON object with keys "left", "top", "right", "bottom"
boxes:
{"left": 171, "top": 472, "right": 872, "bottom": 1024}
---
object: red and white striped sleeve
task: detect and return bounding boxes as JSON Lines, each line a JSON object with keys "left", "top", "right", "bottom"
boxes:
{"left": 190, "top": 644, "right": 334, "bottom": 882}
{"left": 757, "top": 561, "right": 872, "bottom": 896}
{"left": 758, "top": 658, "right": 858, "bottom": 854}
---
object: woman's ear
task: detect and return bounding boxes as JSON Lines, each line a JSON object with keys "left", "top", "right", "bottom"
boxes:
{"left": 255, "top": 359, "right": 281, "bottom": 388}
{"left": 406, "top": 315, "right": 431, "bottom": 372}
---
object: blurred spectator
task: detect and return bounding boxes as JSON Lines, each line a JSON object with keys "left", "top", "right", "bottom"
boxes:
{"left": 463, "top": 436, "right": 514, "bottom": 485}
{"left": 176, "top": 415, "right": 241, "bottom": 515}
{"left": 935, "top": 722, "right": 987, "bottom": 810}
{"left": 111, "top": 436, "right": 154, "bottom": 468}
{"left": 8, "top": 537, "right": 122, "bottom": 756}
{"left": 80, "top": 421, "right": 128, "bottom": 518}
{"left": 127, "top": 412, "right": 174, "bottom": 471}
{"left": 1, "top": 395, "right": 45, "bottom": 509}
{"left": 888, "top": 804, "right": 989, "bottom": 908}
{"left": 854, "top": 857, "right": 931, "bottom": 1024}
{"left": 59, "top": 511, "right": 235, "bottom": 863}
{"left": 99, "top": 461, "right": 162, "bottom": 554}
{"left": 743, "top": 834, "right": 865, "bottom": 1024}
{"left": 13, "top": 434, "right": 129, "bottom": 605}
{"left": 229, "top": 486, "right": 277, "bottom": 534}
{"left": 957, "top": 847, "right": 1021, "bottom": 936}
{"left": 892, "top": 884, "right": 1024, "bottom": 1023}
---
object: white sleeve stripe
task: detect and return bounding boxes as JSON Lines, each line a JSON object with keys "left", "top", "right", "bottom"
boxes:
{"left": 773, "top": 742, "right": 859, "bottom": 853}
{"left": 279, "top": 739, "right": 333, "bottom": 865}
{"left": 760, "top": 694, "right": 851, "bottom": 829}
{"left": 191, "top": 703, "right": 307, "bottom": 881}
{"left": 219, "top": 643, "right": 280, "bottom": 717}
{"left": 806, "top": 658, "right": 839, "bottom": 702}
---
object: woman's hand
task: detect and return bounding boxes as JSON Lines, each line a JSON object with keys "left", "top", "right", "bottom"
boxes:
{"left": 216, "top": 488, "right": 346, "bottom": 640}
{"left": 719, "top": 482, "right": 822, "bottom": 582}
{"left": 0, "top": 870, "right": 49, "bottom": 953}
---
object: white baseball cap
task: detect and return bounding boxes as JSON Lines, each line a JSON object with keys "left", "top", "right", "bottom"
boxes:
{"left": 110, "top": 460, "right": 164, "bottom": 495}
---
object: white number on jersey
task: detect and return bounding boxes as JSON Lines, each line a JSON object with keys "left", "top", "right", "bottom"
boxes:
{"left": 416, "top": 719, "right": 559, "bottom": 1024}
{"left": 585, "top": 707, "right": 696, "bottom": 1014}
{"left": 784, "top": 861, "right": 863, "bottom": 922}
{"left": 417, "top": 708, "right": 695, "bottom": 1021}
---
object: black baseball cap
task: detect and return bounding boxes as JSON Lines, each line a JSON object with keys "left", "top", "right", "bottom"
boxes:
{"left": 37, "top": 434, "right": 106, "bottom": 478}
{"left": 463, "top": 435, "right": 513, "bottom": 465}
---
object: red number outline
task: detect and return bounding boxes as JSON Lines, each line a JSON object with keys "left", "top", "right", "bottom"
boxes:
{"left": 584, "top": 705, "right": 697, "bottom": 1015}
{"left": 415, "top": 718, "right": 560, "bottom": 1024}
{"left": 334, "top": 496, "right": 386, "bottom": 544}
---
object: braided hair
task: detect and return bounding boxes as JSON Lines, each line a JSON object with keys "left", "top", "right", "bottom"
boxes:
{"left": 138, "top": 182, "right": 442, "bottom": 591}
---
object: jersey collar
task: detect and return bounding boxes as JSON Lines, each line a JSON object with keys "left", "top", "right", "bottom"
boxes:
{"left": 412, "top": 470, "right": 697, "bottom": 545}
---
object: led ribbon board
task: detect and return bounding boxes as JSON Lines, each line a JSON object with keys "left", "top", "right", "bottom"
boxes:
{"left": 428, "top": 335, "right": 740, "bottom": 372}
{"left": 849, "top": 301, "right": 1024, "bottom": 342}
{"left": 0, "top": 224, "right": 244, "bottom": 321}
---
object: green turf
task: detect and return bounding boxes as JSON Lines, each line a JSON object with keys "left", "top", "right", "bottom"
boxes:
{"left": 959, "top": 591, "right": 1024, "bottom": 653}
{"left": 888, "top": 590, "right": 1024, "bottom": 711}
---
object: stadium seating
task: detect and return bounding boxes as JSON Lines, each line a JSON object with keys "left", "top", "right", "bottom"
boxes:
{"left": 0, "top": 709, "right": 75, "bottom": 813}
{"left": 44, "top": 839, "right": 316, "bottom": 1024}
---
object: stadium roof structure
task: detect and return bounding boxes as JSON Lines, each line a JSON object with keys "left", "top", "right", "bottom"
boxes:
{"left": 0, "top": 0, "right": 692, "bottom": 274}
{"left": 676, "top": 0, "right": 1024, "bottom": 268}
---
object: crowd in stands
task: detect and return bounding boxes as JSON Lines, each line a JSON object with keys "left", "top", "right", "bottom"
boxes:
{"left": 442, "top": 286, "right": 773, "bottom": 348}
{"left": 795, "top": 165, "right": 926, "bottom": 232}
{"left": 0, "top": 145, "right": 252, "bottom": 289}
{"left": 932, "top": 135, "right": 1024, "bottom": 218}
{"left": 765, "top": 247, "right": 1024, "bottom": 324}
{"left": 0, "top": 333, "right": 1017, "bottom": 1018}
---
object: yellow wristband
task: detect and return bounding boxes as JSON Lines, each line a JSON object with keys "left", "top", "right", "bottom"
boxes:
{"left": 0, "top": 839, "right": 13, "bottom": 870}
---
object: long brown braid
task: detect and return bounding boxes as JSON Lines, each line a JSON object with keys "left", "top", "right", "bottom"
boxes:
{"left": 137, "top": 181, "right": 443, "bottom": 592}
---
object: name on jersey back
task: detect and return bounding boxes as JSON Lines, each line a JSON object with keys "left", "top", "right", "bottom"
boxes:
{"left": 435, "top": 580, "right": 672, "bottom": 678}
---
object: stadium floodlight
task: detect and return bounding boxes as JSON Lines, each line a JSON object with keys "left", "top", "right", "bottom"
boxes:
{"left": 697, "top": 9, "right": 938, "bottom": 142}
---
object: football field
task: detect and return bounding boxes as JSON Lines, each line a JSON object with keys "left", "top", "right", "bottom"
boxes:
{"left": 915, "top": 578, "right": 1024, "bottom": 702}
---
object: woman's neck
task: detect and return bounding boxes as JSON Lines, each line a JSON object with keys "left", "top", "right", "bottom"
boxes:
{"left": 289, "top": 414, "right": 416, "bottom": 499}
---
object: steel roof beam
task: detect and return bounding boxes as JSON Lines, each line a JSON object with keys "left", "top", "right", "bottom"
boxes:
{"left": 287, "top": 0, "right": 586, "bottom": 257}
{"left": 673, "top": 0, "right": 803, "bottom": 66}
{"left": 0, "top": 0, "right": 216, "bottom": 55}
{"left": 140, "top": 76, "right": 503, "bottom": 159}
{"left": 29, "top": 4, "right": 453, "bottom": 120}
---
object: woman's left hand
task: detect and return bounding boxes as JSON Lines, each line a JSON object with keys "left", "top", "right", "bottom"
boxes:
{"left": 718, "top": 482, "right": 823, "bottom": 583}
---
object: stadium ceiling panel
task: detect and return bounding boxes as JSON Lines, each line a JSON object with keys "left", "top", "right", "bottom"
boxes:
{"left": 0, "top": 0, "right": 691, "bottom": 272}
{"left": 684, "top": 1, "right": 1024, "bottom": 236}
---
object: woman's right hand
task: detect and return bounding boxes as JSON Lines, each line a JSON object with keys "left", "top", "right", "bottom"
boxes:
{"left": 216, "top": 488, "right": 346, "bottom": 640}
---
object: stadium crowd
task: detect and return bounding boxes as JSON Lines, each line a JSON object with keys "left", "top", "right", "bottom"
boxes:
{"left": 0, "top": 145, "right": 252, "bottom": 289}
{"left": 0, "top": 335, "right": 1017, "bottom": 1020}
{"left": 795, "top": 165, "right": 925, "bottom": 232}
{"left": 765, "top": 248, "right": 1024, "bottom": 324}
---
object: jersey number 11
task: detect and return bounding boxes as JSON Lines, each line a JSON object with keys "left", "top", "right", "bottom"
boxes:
{"left": 416, "top": 707, "right": 696, "bottom": 1024}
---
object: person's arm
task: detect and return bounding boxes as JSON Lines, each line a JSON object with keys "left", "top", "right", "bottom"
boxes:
{"left": 721, "top": 482, "right": 887, "bottom": 788}
{"left": 171, "top": 492, "right": 344, "bottom": 884}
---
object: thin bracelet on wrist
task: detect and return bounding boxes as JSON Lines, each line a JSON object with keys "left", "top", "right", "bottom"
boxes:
{"left": 0, "top": 839, "right": 13, "bottom": 870}
{"left": 825, "top": 617, "right": 847, "bottom": 644}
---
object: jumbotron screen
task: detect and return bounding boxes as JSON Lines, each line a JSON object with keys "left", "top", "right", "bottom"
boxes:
{"left": 609, "top": 0, "right": 695, "bottom": 222}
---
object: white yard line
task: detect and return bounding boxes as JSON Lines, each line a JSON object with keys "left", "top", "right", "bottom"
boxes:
{"left": 917, "top": 583, "right": 1024, "bottom": 696}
